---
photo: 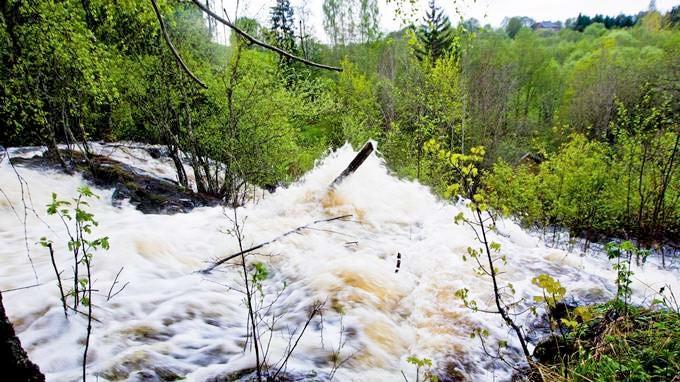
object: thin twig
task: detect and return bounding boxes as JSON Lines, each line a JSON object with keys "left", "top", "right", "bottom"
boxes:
{"left": 46, "top": 243, "right": 68, "bottom": 317}
{"left": 3, "top": 147, "right": 39, "bottom": 283}
{"left": 200, "top": 214, "right": 352, "bottom": 273}
{"left": 150, "top": 0, "right": 208, "bottom": 88}
{"left": 272, "top": 301, "right": 324, "bottom": 380}
{"left": 106, "top": 267, "right": 127, "bottom": 302}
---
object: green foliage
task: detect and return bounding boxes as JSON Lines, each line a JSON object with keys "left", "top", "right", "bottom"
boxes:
{"left": 405, "top": 355, "right": 438, "bottom": 382}
{"left": 485, "top": 125, "right": 679, "bottom": 245}
{"left": 532, "top": 274, "right": 566, "bottom": 308}
{"left": 535, "top": 303, "right": 680, "bottom": 382}
{"left": 251, "top": 261, "right": 269, "bottom": 297}
{"left": 45, "top": 186, "right": 109, "bottom": 308}
{"left": 504, "top": 16, "right": 534, "bottom": 39}
{"left": 605, "top": 241, "right": 650, "bottom": 312}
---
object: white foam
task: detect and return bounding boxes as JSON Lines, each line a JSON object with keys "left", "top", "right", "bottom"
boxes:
{"left": 1, "top": 143, "right": 677, "bottom": 381}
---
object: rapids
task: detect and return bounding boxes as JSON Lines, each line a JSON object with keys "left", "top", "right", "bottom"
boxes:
{"left": 1, "top": 143, "right": 678, "bottom": 381}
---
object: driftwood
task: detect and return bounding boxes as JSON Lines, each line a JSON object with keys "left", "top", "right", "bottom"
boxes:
{"left": 201, "top": 143, "right": 374, "bottom": 272}
{"left": 329, "top": 141, "right": 374, "bottom": 188}
{"left": 200, "top": 215, "right": 352, "bottom": 273}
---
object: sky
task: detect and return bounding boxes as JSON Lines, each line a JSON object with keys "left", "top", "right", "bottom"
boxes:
{"left": 213, "top": 0, "right": 678, "bottom": 44}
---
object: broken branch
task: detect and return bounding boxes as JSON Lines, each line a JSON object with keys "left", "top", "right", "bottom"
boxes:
{"left": 200, "top": 214, "right": 352, "bottom": 273}
{"left": 329, "top": 141, "right": 374, "bottom": 188}
{"left": 151, "top": 0, "right": 208, "bottom": 88}
{"left": 190, "top": 0, "right": 342, "bottom": 72}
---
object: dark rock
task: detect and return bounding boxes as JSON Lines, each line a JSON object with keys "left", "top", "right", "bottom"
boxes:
{"left": 526, "top": 296, "right": 584, "bottom": 344}
{"left": 128, "top": 369, "right": 160, "bottom": 382}
{"left": 549, "top": 296, "right": 579, "bottom": 322}
{"left": 153, "top": 366, "right": 183, "bottom": 381}
{"left": 264, "top": 183, "right": 279, "bottom": 193}
{"left": 146, "top": 148, "right": 163, "bottom": 159}
{"left": 11, "top": 149, "right": 221, "bottom": 215}
{"left": 532, "top": 335, "right": 572, "bottom": 363}
{"left": 0, "top": 291, "right": 46, "bottom": 382}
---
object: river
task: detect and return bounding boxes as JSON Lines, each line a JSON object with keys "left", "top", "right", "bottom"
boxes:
{"left": 1, "top": 143, "right": 677, "bottom": 381}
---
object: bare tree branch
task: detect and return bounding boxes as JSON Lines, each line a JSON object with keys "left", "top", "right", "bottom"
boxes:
{"left": 200, "top": 214, "right": 352, "bottom": 273}
{"left": 191, "top": 0, "right": 343, "bottom": 72}
{"left": 150, "top": 0, "right": 208, "bottom": 88}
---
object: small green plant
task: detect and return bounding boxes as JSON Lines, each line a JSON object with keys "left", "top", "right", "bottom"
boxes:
{"left": 403, "top": 355, "right": 438, "bottom": 382}
{"left": 424, "top": 139, "right": 533, "bottom": 368}
{"left": 251, "top": 261, "right": 269, "bottom": 299}
{"left": 605, "top": 241, "right": 649, "bottom": 315}
{"left": 41, "top": 186, "right": 109, "bottom": 382}
{"left": 531, "top": 274, "right": 592, "bottom": 335}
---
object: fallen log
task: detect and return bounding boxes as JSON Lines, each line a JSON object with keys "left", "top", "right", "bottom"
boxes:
{"left": 200, "top": 214, "right": 352, "bottom": 273}
{"left": 201, "top": 143, "right": 372, "bottom": 273}
{"left": 329, "top": 141, "right": 374, "bottom": 188}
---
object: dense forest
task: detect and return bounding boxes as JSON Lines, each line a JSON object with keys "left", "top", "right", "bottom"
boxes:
{"left": 1, "top": 0, "right": 679, "bottom": 381}
{"left": 2, "top": 0, "right": 678, "bottom": 244}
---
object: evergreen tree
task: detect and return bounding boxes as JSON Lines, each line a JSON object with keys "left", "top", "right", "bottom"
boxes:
{"left": 668, "top": 5, "right": 680, "bottom": 27}
{"left": 415, "top": 0, "right": 454, "bottom": 63}
{"left": 573, "top": 13, "right": 592, "bottom": 32}
{"left": 270, "top": 0, "right": 297, "bottom": 55}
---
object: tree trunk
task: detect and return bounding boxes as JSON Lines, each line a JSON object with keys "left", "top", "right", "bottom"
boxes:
{"left": 0, "top": 291, "right": 45, "bottom": 382}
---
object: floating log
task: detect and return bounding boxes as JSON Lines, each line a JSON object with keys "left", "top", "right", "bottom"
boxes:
{"left": 200, "top": 214, "right": 352, "bottom": 273}
{"left": 329, "top": 141, "right": 374, "bottom": 188}
{"left": 201, "top": 143, "right": 373, "bottom": 273}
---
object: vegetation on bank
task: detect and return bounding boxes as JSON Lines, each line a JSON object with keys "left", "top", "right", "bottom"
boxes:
{"left": 2, "top": 0, "right": 678, "bottom": 239}
{"left": 522, "top": 241, "right": 680, "bottom": 381}
{"left": 529, "top": 302, "right": 680, "bottom": 382}
{"left": 428, "top": 131, "right": 679, "bottom": 382}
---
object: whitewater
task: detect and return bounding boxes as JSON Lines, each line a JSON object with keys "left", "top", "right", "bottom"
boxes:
{"left": 1, "top": 143, "right": 678, "bottom": 381}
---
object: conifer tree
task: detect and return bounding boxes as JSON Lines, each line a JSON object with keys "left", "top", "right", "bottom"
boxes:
{"left": 415, "top": 0, "right": 454, "bottom": 63}
{"left": 270, "top": 0, "right": 297, "bottom": 55}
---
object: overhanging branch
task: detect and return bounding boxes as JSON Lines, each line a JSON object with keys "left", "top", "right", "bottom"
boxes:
{"left": 191, "top": 0, "right": 343, "bottom": 72}
{"left": 151, "top": 0, "right": 208, "bottom": 88}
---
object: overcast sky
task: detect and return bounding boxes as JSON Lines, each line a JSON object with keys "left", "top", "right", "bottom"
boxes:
{"left": 214, "top": 0, "right": 678, "bottom": 44}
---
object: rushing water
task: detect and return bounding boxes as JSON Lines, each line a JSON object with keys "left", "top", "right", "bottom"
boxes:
{"left": 1, "top": 143, "right": 678, "bottom": 381}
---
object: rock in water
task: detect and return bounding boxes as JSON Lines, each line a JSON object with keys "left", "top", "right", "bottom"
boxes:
{"left": 11, "top": 149, "right": 221, "bottom": 215}
{"left": 0, "top": 291, "right": 45, "bottom": 382}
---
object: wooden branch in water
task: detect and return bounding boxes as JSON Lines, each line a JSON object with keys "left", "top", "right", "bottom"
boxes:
{"left": 151, "top": 0, "right": 208, "bottom": 89}
{"left": 200, "top": 214, "right": 353, "bottom": 273}
{"left": 190, "top": 0, "right": 342, "bottom": 72}
{"left": 329, "top": 141, "right": 374, "bottom": 188}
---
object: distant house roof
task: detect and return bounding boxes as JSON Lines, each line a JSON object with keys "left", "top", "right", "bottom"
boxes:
{"left": 532, "top": 21, "right": 561, "bottom": 31}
